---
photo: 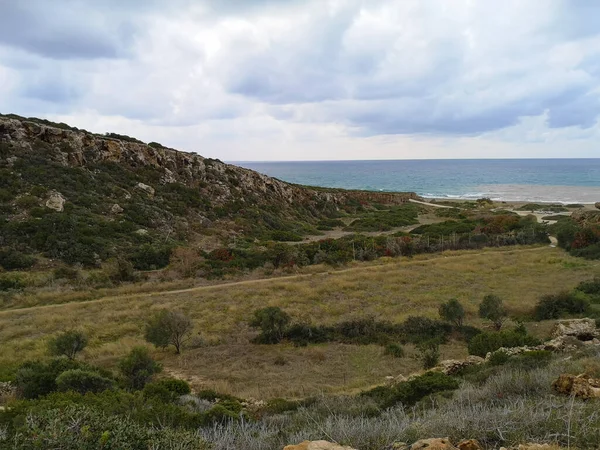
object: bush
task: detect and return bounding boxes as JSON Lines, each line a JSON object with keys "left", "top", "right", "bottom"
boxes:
{"left": 479, "top": 294, "right": 507, "bottom": 330}
{"left": 55, "top": 369, "right": 114, "bottom": 394}
{"left": 53, "top": 266, "right": 80, "bottom": 280}
{"left": 533, "top": 291, "right": 590, "bottom": 320}
{"left": 0, "top": 248, "right": 35, "bottom": 270}
{"left": 509, "top": 350, "right": 553, "bottom": 370}
{"left": 468, "top": 330, "right": 540, "bottom": 357}
{"left": 284, "top": 322, "right": 333, "bottom": 346}
{"left": 576, "top": 277, "right": 600, "bottom": 295}
{"left": 47, "top": 330, "right": 88, "bottom": 359}
{"left": 400, "top": 316, "right": 451, "bottom": 344}
{"left": 384, "top": 343, "right": 405, "bottom": 358}
{"left": 130, "top": 244, "right": 172, "bottom": 270}
{"left": 0, "top": 274, "right": 24, "bottom": 291}
{"left": 145, "top": 310, "right": 193, "bottom": 354}
{"left": 438, "top": 298, "right": 465, "bottom": 327}
{"left": 363, "top": 371, "right": 460, "bottom": 409}
{"left": 333, "top": 317, "right": 401, "bottom": 345}
{"left": 456, "top": 325, "right": 483, "bottom": 343}
{"left": 249, "top": 307, "right": 291, "bottom": 344}
{"left": 416, "top": 339, "right": 440, "bottom": 369}
{"left": 487, "top": 350, "right": 511, "bottom": 366}
{"left": 118, "top": 347, "right": 162, "bottom": 390}
{"left": 14, "top": 359, "right": 99, "bottom": 399}
{"left": 142, "top": 378, "right": 191, "bottom": 403}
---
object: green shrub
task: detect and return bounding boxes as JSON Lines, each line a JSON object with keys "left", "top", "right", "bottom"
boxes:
{"left": 576, "top": 277, "right": 600, "bottom": 295}
{"left": 144, "top": 309, "right": 193, "bottom": 354}
{"left": 130, "top": 244, "right": 172, "bottom": 270}
{"left": 55, "top": 369, "right": 114, "bottom": 394}
{"left": 416, "top": 339, "right": 440, "bottom": 369}
{"left": 509, "top": 350, "right": 553, "bottom": 370}
{"left": 0, "top": 248, "right": 36, "bottom": 270}
{"left": 487, "top": 350, "right": 510, "bottom": 366}
{"left": 533, "top": 291, "right": 590, "bottom": 320}
{"left": 47, "top": 330, "right": 88, "bottom": 359}
{"left": 468, "top": 330, "right": 540, "bottom": 357}
{"left": 157, "top": 378, "right": 191, "bottom": 396}
{"left": 438, "top": 298, "right": 465, "bottom": 327}
{"left": 400, "top": 316, "right": 451, "bottom": 344}
{"left": 479, "top": 294, "right": 507, "bottom": 330}
{"left": 249, "top": 307, "right": 291, "bottom": 344}
{"left": 53, "top": 265, "right": 80, "bottom": 280}
{"left": 384, "top": 343, "right": 405, "bottom": 358}
{"left": 456, "top": 325, "right": 483, "bottom": 342}
{"left": 333, "top": 316, "right": 401, "bottom": 345}
{"left": 14, "top": 359, "right": 98, "bottom": 399}
{"left": 284, "top": 322, "right": 333, "bottom": 346}
{"left": 0, "top": 274, "right": 24, "bottom": 291}
{"left": 362, "top": 371, "right": 459, "bottom": 409}
{"left": 118, "top": 347, "right": 162, "bottom": 390}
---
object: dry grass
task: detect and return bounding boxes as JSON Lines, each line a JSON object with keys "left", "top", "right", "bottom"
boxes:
{"left": 1, "top": 246, "right": 598, "bottom": 397}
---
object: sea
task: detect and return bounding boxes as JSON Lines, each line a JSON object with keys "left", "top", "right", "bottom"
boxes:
{"left": 233, "top": 159, "right": 600, "bottom": 204}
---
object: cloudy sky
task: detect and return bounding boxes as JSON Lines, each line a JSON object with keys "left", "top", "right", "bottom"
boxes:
{"left": 1, "top": 0, "right": 599, "bottom": 160}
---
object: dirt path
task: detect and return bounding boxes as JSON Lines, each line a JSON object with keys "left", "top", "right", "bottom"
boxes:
{"left": 409, "top": 199, "right": 454, "bottom": 208}
{"left": 0, "top": 246, "right": 554, "bottom": 316}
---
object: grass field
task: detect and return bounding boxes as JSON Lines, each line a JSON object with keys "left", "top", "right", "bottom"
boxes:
{"left": 1, "top": 245, "right": 599, "bottom": 398}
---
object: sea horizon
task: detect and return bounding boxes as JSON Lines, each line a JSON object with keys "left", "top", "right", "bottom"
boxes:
{"left": 234, "top": 158, "right": 600, "bottom": 204}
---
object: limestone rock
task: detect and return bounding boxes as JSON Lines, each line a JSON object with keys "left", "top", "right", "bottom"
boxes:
{"left": 6, "top": 156, "right": 17, "bottom": 167}
{"left": 552, "top": 374, "right": 600, "bottom": 399}
{"left": 409, "top": 438, "right": 457, "bottom": 450}
{"left": 135, "top": 182, "right": 155, "bottom": 196}
{"left": 45, "top": 191, "right": 66, "bottom": 212}
{"left": 283, "top": 441, "right": 357, "bottom": 450}
{"left": 457, "top": 439, "right": 482, "bottom": 450}
{"left": 551, "top": 318, "right": 598, "bottom": 339}
{"left": 111, "top": 203, "right": 124, "bottom": 214}
{"left": 135, "top": 229, "right": 148, "bottom": 236}
{"left": 438, "top": 356, "right": 484, "bottom": 375}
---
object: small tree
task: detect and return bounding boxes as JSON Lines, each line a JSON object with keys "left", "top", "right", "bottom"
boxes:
{"left": 249, "top": 307, "right": 291, "bottom": 344}
{"left": 479, "top": 294, "right": 507, "bottom": 330}
{"left": 438, "top": 298, "right": 465, "bottom": 327}
{"left": 119, "top": 347, "right": 161, "bottom": 390}
{"left": 48, "top": 330, "right": 88, "bottom": 359}
{"left": 144, "top": 310, "right": 193, "bottom": 354}
{"left": 416, "top": 339, "right": 440, "bottom": 369}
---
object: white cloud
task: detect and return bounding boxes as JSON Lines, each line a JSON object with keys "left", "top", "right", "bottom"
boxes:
{"left": 1, "top": 0, "right": 600, "bottom": 159}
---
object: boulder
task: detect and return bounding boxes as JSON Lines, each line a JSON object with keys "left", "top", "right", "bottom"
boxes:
{"left": 517, "top": 444, "right": 563, "bottom": 450}
{"left": 438, "top": 357, "right": 484, "bottom": 375}
{"left": 45, "top": 191, "right": 66, "bottom": 212}
{"left": 457, "top": 440, "right": 482, "bottom": 450}
{"left": 552, "top": 374, "right": 600, "bottom": 399}
{"left": 551, "top": 318, "right": 598, "bottom": 340}
{"left": 135, "top": 182, "right": 155, "bottom": 196}
{"left": 110, "top": 203, "right": 124, "bottom": 214}
{"left": 409, "top": 438, "right": 458, "bottom": 450}
{"left": 595, "top": 202, "right": 600, "bottom": 210}
{"left": 283, "top": 441, "right": 357, "bottom": 450}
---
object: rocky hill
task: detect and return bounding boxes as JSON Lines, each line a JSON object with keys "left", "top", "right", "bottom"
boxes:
{"left": 0, "top": 114, "right": 419, "bottom": 269}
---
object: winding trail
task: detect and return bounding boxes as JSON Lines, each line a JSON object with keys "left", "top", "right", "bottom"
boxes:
{"left": 0, "top": 246, "right": 555, "bottom": 316}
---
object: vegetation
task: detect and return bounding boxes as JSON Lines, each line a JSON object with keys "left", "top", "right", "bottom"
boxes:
{"left": 478, "top": 294, "right": 508, "bottom": 330}
{"left": 468, "top": 329, "right": 540, "bottom": 357}
{"left": 118, "top": 347, "right": 162, "bottom": 390}
{"left": 438, "top": 298, "right": 465, "bottom": 327}
{"left": 47, "top": 330, "right": 88, "bottom": 360}
{"left": 144, "top": 309, "right": 193, "bottom": 354}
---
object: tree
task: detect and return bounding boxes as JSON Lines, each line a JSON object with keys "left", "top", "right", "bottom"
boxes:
{"left": 144, "top": 310, "right": 193, "bottom": 354}
{"left": 438, "top": 298, "right": 465, "bottom": 327}
{"left": 118, "top": 347, "right": 161, "bottom": 390}
{"left": 249, "top": 307, "right": 291, "bottom": 344}
{"left": 48, "top": 330, "right": 88, "bottom": 359}
{"left": 479, "top": 294, "right": 507, "bottom": 330}
{"left": 416, "top": 339, "right": 440, "bottom": 369}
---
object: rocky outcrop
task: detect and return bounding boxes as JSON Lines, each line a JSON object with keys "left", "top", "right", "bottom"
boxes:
{"left": 0, "top": 116, "right": 420, "bottom": 214}
{"left": 595, "top": 202, "right": 600, "bottom": 210}
{"left": 552, "top": 374, "right": 600, "bottom": 399}
{"left": 437, "top": 356, "right": 485, "bottom": 375}
{"left": 551, "top": 318, "right": 598, "bottom": 340}
{"left": 135, "top": 182, "right": 155, "bottom": 197}
{"left": 45, "top": 190, "right": 66, "bottom": 212}
{"left": 390, "top": 438, "right": 482, "bottom": 450}
{"left": 283, "top": 441, "right": 356, "bottom": 450}
{"left": 571, "top": 209, "right": 600, "bottom": 225}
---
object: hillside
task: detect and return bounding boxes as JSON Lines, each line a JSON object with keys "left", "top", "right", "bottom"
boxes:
{"left": 0, "top": 114, "right": 418, "bottom": 269}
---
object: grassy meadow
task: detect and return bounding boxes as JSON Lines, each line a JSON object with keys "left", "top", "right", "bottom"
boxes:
{"left": 1, "top": 245, "right": 599, "bottom": 398}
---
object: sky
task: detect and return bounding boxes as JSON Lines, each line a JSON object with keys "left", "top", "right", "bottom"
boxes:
{"left": 1, "top": 0, "right": 600, "bottom": 161}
